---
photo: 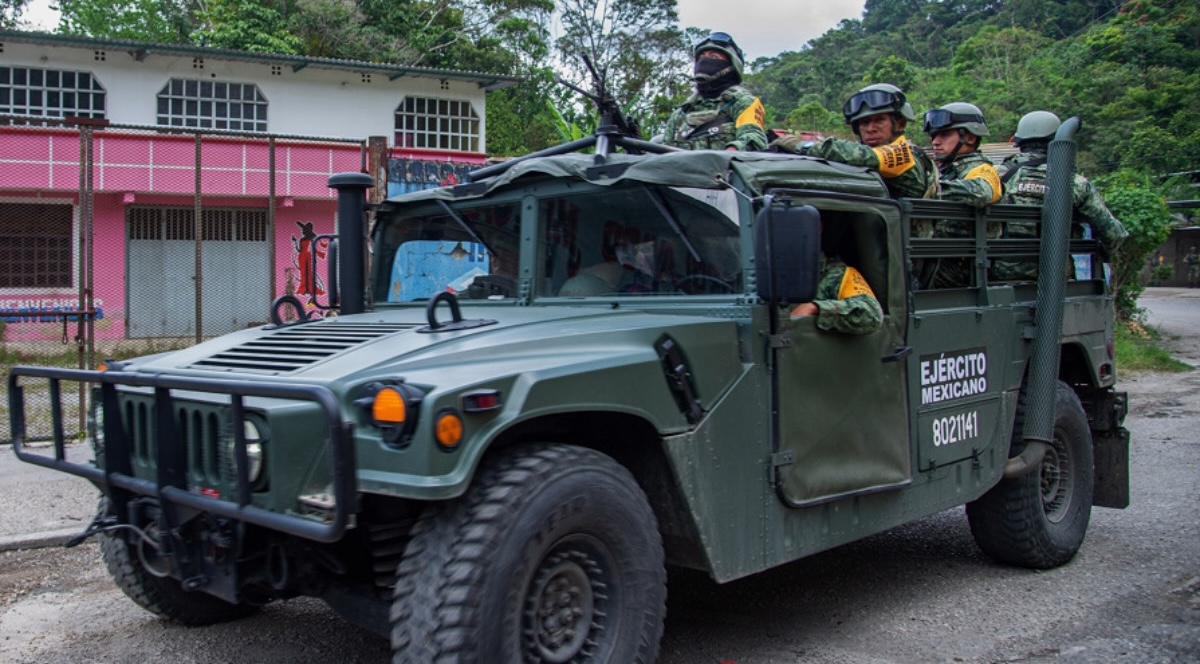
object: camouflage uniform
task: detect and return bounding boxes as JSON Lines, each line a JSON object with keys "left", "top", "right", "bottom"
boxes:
{"left": 1000, "top": 147, "right": 1128, "bottom": 252}
{"left": 662, "top": 85, "right": 768, "bottom": 151}
{"left": 937, "top": 150, "right": 1001, "bottom": 208}
{"left": 792, "top": 135, "right": 939, "bottom": 200}
{"left": 991, "top": 148, "right": 1128, "bottom": 281}
{"left": 790, "top": 256, "right": 883, "bottom": 335}
{"left": 931, "top": 151, "right": 1002, "bottom": 288}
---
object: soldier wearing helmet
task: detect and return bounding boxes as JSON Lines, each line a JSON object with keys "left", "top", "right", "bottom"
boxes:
{"left": 924, "top": 102, "right": 1002, "bottom": 208}
{"left": 922, "top": 102, "right": 1002, "bottom": 287}
{"left": 991, "top": 110, "right": 1128, "bottom": 281}
{"left": 772, "top": 83, "right": 938, "bottom": 200}
{"left": 661, "top": 32, "right": 767, "bottom": 151}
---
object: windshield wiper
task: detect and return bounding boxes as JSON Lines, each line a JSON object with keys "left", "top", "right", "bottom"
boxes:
{"left": 640, "top": 185, "right": 700, "bottom": 262}
{"left": 436, "top": 200, "right": 494, "bottom": 256}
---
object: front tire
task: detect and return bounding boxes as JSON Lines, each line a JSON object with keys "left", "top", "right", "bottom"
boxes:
{"left": 967, "top": 381, "right": 1094, "bottom": 569}
{"left": 390, "top": 443, "right": 667, "bottom": 663}
{"left": 98, "top": 501, "right": 259, "bottom": 625}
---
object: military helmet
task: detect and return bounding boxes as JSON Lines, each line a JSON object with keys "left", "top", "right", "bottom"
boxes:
{"left": 693, "top": 32, "right": 745, "bottom": 81}
{"left": 923, "top": 102, "right": 990, "bottom": 137}
{"left": 1013, "top": 110, "right": 1061, "bottom": 146}
{"left": 842, "top": 83, "right": 916, "bottom": 124}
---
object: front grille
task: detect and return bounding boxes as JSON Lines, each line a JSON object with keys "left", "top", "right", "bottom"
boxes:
{"left": 190, "top": 322, "right": 415, "bottom": 374}
{"left": 123, "top": 395, "right": 226, "bottom": 489}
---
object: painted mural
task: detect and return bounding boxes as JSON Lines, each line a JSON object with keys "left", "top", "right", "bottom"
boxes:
{"left": 285, "top": 218, "right": 335, "bottom": 318}
{"left": 386, "top": 158, "right": 479, "bottom": 197}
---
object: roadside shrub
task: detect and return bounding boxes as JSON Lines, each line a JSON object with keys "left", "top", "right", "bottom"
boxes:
{"left": 1095, "top": 170, "right": 1175, "bottom": 320}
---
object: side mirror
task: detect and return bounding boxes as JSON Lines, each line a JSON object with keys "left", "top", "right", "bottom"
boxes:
{"left": 755, "top": 200, "right": 820, "bottom": 304}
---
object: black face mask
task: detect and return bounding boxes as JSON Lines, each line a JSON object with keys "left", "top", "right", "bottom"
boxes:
{"left": 694, "top": 59, "right": 737, "bottom": 97}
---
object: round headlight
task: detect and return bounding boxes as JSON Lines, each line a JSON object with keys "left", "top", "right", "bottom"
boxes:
{"left": 87, "top": 392, "right": 105, "bottom": 452}
{"left": 243, "top": 420, "right": 265, "bottom": 483}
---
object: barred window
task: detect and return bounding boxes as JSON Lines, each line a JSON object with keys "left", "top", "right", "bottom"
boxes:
{"left": 0, "top": 203, "right": 74, "bottom": 289}
{"left": 156, "top": 79, "right": 268, "bottom": 132}
{"left": 0, "top": 66, "right": 106, "bottom": 119}
{"left": 394, "top": 97, "right": 480, "bottom": 152}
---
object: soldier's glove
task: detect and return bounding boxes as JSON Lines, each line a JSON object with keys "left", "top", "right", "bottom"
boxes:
{"left": 769, "top": 135, "right": 806, "bottom": 153}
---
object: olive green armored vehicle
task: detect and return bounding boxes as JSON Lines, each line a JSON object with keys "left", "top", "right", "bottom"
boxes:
{"left": 10, "top": 114, "right": 1128, "bottom": 663}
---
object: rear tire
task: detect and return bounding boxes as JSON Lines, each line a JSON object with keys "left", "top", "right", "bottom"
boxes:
{"left": 98, "top": 500, "right": 259, "bottom": 625}
{"left": 390, "top": 443, "right": 667, "bottom": 663}
{"left": 967, "top": 381, "right": 1094, "bottom": 568}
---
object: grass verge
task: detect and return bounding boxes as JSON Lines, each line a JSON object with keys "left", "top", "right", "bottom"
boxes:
{"left": 1116, "top": 321, "right": 1192, "bottom": 372}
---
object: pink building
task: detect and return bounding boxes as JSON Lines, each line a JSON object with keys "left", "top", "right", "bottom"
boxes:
{"left": 0, "top": 30, "right": 514, "bottom": 342}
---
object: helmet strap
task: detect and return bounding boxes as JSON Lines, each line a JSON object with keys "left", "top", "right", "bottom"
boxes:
{"left": 939, "top": 130, "right": 967, "bottom": 165}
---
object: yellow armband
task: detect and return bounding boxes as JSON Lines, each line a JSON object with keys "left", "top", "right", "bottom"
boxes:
{"left": 837, "top": 266, "right": 876, "bottom": 300}
{"left": 736, "top": 98, "right": 766, "bottom": 129}
{"left": 871, "top": 139, "right": 917, "bottom": 178}
{"left": 965, "top": 163, "right": 1002, "bottom": 204}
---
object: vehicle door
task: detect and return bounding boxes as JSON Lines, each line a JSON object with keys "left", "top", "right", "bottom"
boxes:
{"left": 773, "top": 200, "right": 912, "bottom": 506}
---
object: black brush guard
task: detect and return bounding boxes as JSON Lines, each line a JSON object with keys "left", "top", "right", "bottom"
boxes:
{"left": 8, "top": 366, "right": 356, "bottom": 544}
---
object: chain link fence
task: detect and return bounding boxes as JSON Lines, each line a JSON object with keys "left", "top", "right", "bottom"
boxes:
{"left": 2, "top": 114, "right": 369, "bottom": 442}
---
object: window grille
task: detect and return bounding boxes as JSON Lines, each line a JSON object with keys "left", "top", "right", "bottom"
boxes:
{"left": 0, "top": 66, "right": 106, "bottom": 119}
{"left": 0, "top": 202, "right": 74, "bottom": 289}
{"left": 157, "top": 79, "right": 268, "bottom": 132}
{"left": 394, "top": 97, "right": 480, "bottom": 152}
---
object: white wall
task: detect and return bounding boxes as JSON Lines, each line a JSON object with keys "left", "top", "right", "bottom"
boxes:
{"left": 3, "top": 39, "right": 488, "bottom": 149}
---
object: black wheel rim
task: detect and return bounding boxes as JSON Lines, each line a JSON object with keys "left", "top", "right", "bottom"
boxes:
{"left": 1041, "top": 429, "right": 1073, "bottom": 523}
{"left": 522, "top": 540, "right": 613, "bottom": 663}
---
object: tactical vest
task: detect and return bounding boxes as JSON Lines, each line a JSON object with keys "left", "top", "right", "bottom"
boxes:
{"left": 669, "top": 89, "right": 745, "bottom": 150}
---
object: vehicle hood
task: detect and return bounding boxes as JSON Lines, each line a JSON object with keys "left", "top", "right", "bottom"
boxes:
{"left": 128, "top": 305, "right": 740, "bottom": 387}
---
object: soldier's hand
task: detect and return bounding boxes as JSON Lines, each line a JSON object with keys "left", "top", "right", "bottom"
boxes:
{"left": 789, "top": 302, "right": 819, "bottom": 319}
{"left": 770, "top": 135, "right": 805, "bottom": 153}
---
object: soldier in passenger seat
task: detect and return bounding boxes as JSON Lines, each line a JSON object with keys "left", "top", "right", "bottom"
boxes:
{"left": 788, "top": 225, "right": 883, "bottom": 335}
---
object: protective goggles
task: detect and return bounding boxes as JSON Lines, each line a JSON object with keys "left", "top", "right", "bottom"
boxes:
{"left": 843, "top": 90, "right": 905, "bottom": 117}
{"left": 694, "top": 32, "right": 743, "bottom": 61}
{"left": 923, "top": 108, "right": 984, "bottom": 134}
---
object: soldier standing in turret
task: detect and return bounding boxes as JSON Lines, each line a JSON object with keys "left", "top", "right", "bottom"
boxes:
{"left": 662, "top": 32, "right": 767, "bottom": 151}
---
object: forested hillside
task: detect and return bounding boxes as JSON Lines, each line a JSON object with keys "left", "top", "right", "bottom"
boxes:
{"left": 4, "top": 0, "right": 1197, "bottom": 174}
{"left": 747, "top": 0, "right": 1200, "bottom": 176}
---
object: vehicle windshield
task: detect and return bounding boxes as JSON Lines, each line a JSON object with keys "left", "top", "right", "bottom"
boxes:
{"left": 542, "top": 185, "right": 742, "bottom": 297}
{"left": 371, "top": 184, "right": 742, "bottom": 302}
{"left": 373, "top": 202, "right": 521, "bottom": 301}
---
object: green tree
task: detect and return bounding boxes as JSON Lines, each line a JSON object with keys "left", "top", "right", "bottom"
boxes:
{"left": 553, "top": 0, "right": 686, "bottom": 127}
{"left": 1097, "top": 170, "right": 1176, "bottom": 320}
{"left": 782, "top": 100, "right": 845, "bottom": 137}
{"left": 862, "top": 54, "right": 917, "bottom": 92}
{"left": 194, "top": 0, "right": 303, "bottom": 53}
{"left": 57, "top": 0, "right": 197, "bottom": 42}
{"left": 287, "top": 0, "right": 399, "bottom": 60}
{"left": 2, "top": 0, "right": 29, "bottom": 28}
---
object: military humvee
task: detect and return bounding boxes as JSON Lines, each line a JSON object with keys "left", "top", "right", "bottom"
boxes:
{"left": 10, "top": 115, "right": 1129, "bottom": 663}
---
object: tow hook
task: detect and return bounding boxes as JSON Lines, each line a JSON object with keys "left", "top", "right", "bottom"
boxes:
{"left": 64, "top": 514, "right": 119, "bottom": 548}
{"left": 1003, "top": 441, "right": 1050, "bottom": 479}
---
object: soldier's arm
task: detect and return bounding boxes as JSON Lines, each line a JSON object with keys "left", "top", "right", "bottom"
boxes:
{"left": 940, "top": 164, "right": 1002, "bottom": 208}
{"left": 791, "top": 264, "right": 883, "bottom": 335}
{"left": 726, "top": 95, "right": 768, "bottom": 151}
{"left": 801, "top": 138, "right": 881, "bottom": 169}
{"left": 813, "top": 294, "right": 884, "bottom": 335}
{"left": 1073, "top": 175, "right": 1128, "bottom": 253}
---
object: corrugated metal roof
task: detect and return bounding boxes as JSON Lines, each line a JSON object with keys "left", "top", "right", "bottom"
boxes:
{"left": 0, "top": 29, "right": 523, "bottom": 91}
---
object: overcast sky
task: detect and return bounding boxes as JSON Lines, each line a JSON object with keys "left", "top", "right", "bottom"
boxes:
{"left": 677, "top": 0, "right": 867, "bottom": 61}
{"left": 21, "top": 0, "right": 867, "bottom": 63}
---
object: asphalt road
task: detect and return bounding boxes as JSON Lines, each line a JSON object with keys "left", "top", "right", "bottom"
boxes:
{"left": 1, "top": 289, "right": 1197, "bottom": 663}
